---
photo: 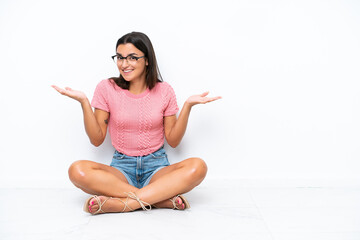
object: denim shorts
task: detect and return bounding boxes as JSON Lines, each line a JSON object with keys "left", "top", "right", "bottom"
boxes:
{"left": 110, "top": 147, "right": 170, "bottom": 188}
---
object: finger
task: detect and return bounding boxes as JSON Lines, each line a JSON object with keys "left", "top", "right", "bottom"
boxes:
{"left": 51, "top": 85, "right": 60, "bottom": 91}
{"left": 212, "top": 96, "right": 222, "bottom": 101}
{"left": 204, "top": 96, "right": 222, "bottom": 103}
{"left": 65, "top": 87, "right": 72, "bottom": 91}
{"left": 200, "top": 91, "right": 209, "bottom": 97}
{"left": 51, "top": 85, "right": 65, "bottom": 94}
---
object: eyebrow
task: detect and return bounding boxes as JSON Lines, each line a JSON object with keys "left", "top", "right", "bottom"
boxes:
{"left": 116, "top": 53, "right": 138, "bottom": 56}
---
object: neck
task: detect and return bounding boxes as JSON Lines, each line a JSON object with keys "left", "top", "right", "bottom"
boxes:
{"left": 129, "top": 79, "right": 147, "bottom": 95}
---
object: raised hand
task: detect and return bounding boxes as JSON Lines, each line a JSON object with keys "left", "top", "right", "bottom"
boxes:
{"left": 185, "top": 91, "right": 222, "bottom": 107}
{"left": 51, "top": 85, "right": 87, "bottom": 103}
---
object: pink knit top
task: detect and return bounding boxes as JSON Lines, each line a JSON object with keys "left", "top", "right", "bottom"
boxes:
{"left": 91, "top": 79, "right": 179, "bottom": 156}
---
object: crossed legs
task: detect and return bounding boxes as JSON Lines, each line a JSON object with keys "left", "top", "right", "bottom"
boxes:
{"left": 68, "top": 157, "right": 207, "bottom": 213}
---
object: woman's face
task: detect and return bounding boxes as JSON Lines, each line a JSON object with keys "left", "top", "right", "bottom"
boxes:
{"left": 115, "top": 43, "right": 148, "bottom": 83}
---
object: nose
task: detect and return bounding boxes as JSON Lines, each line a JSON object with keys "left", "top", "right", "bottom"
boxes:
{"left": 119, "top": 59, "right": 129, "bottom": 69}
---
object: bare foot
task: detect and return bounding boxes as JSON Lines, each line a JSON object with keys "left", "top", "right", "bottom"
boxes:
{"left": 87, "top": 196, "right": 131, "bottom": 214}
{"left": 153, "top": 196, "right": 186, "bottom": 210}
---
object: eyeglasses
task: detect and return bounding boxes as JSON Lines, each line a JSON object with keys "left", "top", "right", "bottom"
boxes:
{"left": 111, "top": 54, "right": 145, "bottom": 64}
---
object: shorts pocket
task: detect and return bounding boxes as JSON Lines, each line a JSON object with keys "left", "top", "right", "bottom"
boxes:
{"left": 113, "top": 151, "right": 126, "bottom": 160}
{"left": 150, "top": 148, "right": 166, "bottom": 159}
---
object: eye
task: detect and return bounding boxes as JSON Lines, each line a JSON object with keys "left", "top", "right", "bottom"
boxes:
{"left": 129, "top": 56, "right": 137, "bottom": 60}
{"left": 116, "top": 56, "right": 122, "bottom": 60}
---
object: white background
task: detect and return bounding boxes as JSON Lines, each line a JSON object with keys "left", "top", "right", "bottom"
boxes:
{"left": 0, "top": 0, "right": 359, "bottom": 187}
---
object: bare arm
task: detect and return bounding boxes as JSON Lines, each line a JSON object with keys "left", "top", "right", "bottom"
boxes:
{"left": 164, "top": 92, "right": 221, "bottom": 148}
{"left": 52, "top": 85, "right": 109, "bottom": 146}
{"left": 81, "top": 99, "right": 109, "bottom": 146}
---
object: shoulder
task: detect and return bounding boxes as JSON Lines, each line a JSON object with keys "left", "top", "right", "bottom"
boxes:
{"left": 152, "top": 82, "right": 176, "bottom": 98}
{"left": 94, "top": 79, "right": 120, "bottom": 92}
{"left": 96, "top": 79, "right": 113, "bottom": 88}
{"left": 152, "top": 82, "right": 177, "bottom": 105}
{"left": 154, "top": 81, "right": 175, "bottom": 92}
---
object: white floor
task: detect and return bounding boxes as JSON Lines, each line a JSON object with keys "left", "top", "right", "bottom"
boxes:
{"left": 1, "top": 179, "right": 359, "bottom": 240}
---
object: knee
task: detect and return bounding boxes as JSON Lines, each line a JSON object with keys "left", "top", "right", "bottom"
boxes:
{"left": 186, "top": 157, "right": 208, "bottom": 181}
{"left": 68, "top": 160, "right": 89, "bottom": 185}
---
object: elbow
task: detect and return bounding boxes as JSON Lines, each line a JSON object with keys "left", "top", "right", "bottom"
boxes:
{"left": 89, "top": 131, "right": 105, "bottom": 147}
{"left": 91, "top": 141, "right": 102, "bottom": 147}
{"left": 167, "top": 139, "right": 180, "bottom": 148}
{"left": 90, "top": 137, "right": 104, "bottom": 147}
{"left": 169, "top": 143, "right": 178, "bottom": 148}
{"left": 165, "top": 132, "right": 182, "bottom": 148}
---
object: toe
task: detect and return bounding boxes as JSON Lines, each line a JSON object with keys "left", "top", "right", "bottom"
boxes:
{"left": 91, "top": 203, "right": 99, "bottom": 212}
{"left": 177, "top": 196, "right": 183, "bottom": 205}
{"left": 176, "top": 197, "right": 185, "bottom": 210}
{"left": 89, "top": 197, "right": 100, "bottom": 213}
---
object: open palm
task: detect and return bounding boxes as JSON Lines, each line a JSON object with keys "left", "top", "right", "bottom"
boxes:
{"left": 51, "top": 85, "right": 87, "bottom": 102}
{"left": 186, "top": 92, "right": 222, "bottom": 107}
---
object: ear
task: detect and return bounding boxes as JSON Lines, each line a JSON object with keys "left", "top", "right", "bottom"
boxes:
{"left": 146, "top": 59, "right": 149, "bottom": 66}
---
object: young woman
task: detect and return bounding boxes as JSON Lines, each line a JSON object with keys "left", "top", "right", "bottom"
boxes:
{"left": 52, "top": 32, "right": 221, "bottom": 214}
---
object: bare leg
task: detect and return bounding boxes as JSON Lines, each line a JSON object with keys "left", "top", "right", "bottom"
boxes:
{"left": 68, "top": 160, "right": 138, "bottom": 197}
{"left": 86, "top": 157, "right": 207, "bottom": 213}
{"left": 69, "top": 158, "right": 207, "bottom": 213}
{"left": 68, "top": 160, "right": 191, "bottom": 212}
{"left": 138, "top": 157, "right": 207, "bottom": 202}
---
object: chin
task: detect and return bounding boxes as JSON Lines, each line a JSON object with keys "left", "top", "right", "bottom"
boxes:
{"left": 122, "top": 77, "right": 132, "bottom": 82}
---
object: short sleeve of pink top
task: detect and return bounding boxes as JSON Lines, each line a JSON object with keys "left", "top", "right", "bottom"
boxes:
{"left": 91, "top": 79, "right": 179, "bottom": 156}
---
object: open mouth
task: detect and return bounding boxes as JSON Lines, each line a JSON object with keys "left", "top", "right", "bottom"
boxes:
{"left": 123, "top": 69, "right": 134, "bottom": 73}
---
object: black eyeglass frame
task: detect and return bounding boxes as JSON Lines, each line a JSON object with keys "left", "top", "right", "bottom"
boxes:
{"left": 111, "top": 54, "right": 145, "bottom": 62}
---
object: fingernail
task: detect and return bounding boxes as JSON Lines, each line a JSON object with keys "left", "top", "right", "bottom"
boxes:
{"left": 90, "top": 200, "right": 94, "bottom": 205}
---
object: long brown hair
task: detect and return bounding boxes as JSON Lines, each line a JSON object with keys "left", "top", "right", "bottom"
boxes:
{"left": 110, "top": 32, "right": 162, "bottom": 90}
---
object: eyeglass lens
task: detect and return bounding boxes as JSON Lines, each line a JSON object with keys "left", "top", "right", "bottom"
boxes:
{"left": 113, "top": 56, "right": 138, "bottom": 64}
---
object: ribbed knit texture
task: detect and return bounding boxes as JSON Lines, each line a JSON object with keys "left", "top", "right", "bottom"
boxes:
{"left": 91, "top": 79, "right": 179, "bottom": 156}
